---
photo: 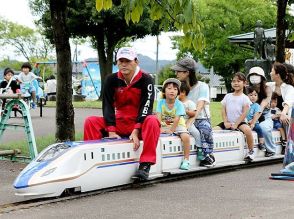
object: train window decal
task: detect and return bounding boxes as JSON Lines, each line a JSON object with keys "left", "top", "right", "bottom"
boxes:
{"left": 84, "top": 153, "right": 86, "bottom": 160}
{"left": 102, "top": 154, "right": 105, "bottom": 161}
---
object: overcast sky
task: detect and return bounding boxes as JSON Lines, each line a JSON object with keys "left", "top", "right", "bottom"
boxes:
{"left": 0, "top": 0, "right": 178, "bottom": 61}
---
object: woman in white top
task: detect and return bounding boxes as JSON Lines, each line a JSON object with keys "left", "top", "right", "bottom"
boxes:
{"left": 171, "top": 57, "right": 215, "bottom": 167}
{"left": 268, "top": 62, "right": 294, "bottom": 156}
{"left": 267, "top": 62, "right": 294, "bottom": 125}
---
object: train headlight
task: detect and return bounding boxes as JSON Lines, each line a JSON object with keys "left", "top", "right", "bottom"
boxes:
{"left": 41, "top": 167, "right": 57, "bottom": 177}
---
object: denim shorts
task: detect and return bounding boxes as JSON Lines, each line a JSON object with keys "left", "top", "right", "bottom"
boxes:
{"left": 273, "top": 119, "right": 282, "bottom": 129}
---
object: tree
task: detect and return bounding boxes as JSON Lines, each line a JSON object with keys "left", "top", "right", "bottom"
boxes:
{"left": 173, "top": 0, "right": 276, "bottom": 90}
{"left": 0, "top": 18, "right": 54, "bottom": 62}
{"left": 31, "top": 0, "right": 162, "bottom": 97}
{"left": 97, "top": 0, "right": 204, "bottom": 50}
{"left": 49, "top": 0, "right": 75, "bottom": 141}
{"left": 275, "top": 0, "right": 294, "bottom": 62}
{"left": 276, "top": 0, "right": 288, "bottom": 62}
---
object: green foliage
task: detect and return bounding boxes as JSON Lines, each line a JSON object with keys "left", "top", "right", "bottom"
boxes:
{"left": 96, "top": 0, "right": 205, "bottom": 51}
{"left": 157, "top": 62, "right": 210, "bottom": 85}
{"left": 173, "top": 0, "right": 276, "bottom": 89}
{"left": 0, "top": 59, "right": 23, "bottom": 72}
{"left": 46, "top": 100, "right": 102, "bottom": 108}
{"left": 210, "top": 101, "right": 222, "bottom": 127}
{"left": 35, "top": 63, "right": 55, "bottom": 80}
{"left": 157, "top": 63, "right": 175, "bottom": 85}
{"left": 0, "top": 17, "right": 54, "bottom": 62}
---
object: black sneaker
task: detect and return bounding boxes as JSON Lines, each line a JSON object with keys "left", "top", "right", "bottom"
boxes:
{"left": 281, "top": 140, "right": 287, "bottom": 154}
{"left": 199, "top": 154, "right": 215, "bottom": 167}
{"left": 281, "top": 140, "right": 287, "bottom": 147}
{"left": 133, "top": 162, "right": 151, "bottom": 181}
{"left": 258, "top": 143, "right": 266, "bottom": 152}
{"left": 265, "top": 151, "right": 275, "bottom": 157}
{"left": 281, "top": 147, "right": 286, "bottom": 155}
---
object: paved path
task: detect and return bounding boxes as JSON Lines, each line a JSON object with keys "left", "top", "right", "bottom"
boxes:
{"left": 1, "top": 107, "right": 101, "bottom": 143}
{"left": 1, "top": 163, "right": 291, "bottom": 219}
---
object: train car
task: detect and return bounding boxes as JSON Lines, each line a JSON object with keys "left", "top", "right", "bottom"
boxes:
{"left": 14, "top": 130, "right": 283, "bottom": 199}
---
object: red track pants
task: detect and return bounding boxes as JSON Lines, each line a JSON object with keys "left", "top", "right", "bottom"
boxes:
{"left": 83, "top": 115, "right": 160, "bottom": 164}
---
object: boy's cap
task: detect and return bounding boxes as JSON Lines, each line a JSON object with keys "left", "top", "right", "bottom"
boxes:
{"left": 21, "top": 62, "right": 32, "bottom": 71}
{"left": 163, "top": 78, "right": 181, "bottom": 88}
{"left": 116, "top": 47, "right": 137, "bottom": 61}
{"left": 247, "top": 66, "right": 266, "bottom": 80}
{"left": 170, "top": 57, "right": 196, "bottom": 72}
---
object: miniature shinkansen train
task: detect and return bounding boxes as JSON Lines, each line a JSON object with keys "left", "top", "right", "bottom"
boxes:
{"left": 14, "top": 130, "right": 283, "bottom": 198}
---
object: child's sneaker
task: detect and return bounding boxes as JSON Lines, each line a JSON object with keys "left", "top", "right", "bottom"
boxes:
{"left": 197, "top": 147, "right": 205, "bottom": 160}
{"left": 265, "top": 151, "right": 275, "bottom": 157}
{"left": 258, "top": 143, "right": 266, "bottom": 152}
{"left": 244, "top": 150, "right": 254, "bottom": 162}
{"left": 281, "top": 140, "right": 287, "bottom": 155}
{"left": 180, "top": 159, "right": 190, "bottom": 170}
{"left": 200, "top": 154, "right": 216, "bottom": 167}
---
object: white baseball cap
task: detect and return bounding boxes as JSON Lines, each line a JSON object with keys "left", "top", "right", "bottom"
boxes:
{"left": 116, "top": 47, "right": 137, "bottom": 61}
{"left": 247, "top": 66, "right": 266, "bottom": 80}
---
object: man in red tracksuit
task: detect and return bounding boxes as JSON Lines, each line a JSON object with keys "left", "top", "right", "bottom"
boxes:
{"left": 84, "top": 47, "right": 160, "bottom": 180}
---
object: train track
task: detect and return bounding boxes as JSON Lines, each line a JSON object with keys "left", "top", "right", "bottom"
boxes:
{"left": 0, "top": 157, "right": 283, "bottom": 215}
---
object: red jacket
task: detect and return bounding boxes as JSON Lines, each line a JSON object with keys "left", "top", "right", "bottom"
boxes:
{"left": 102, "top": 69, "right": 155, "bottom": 132}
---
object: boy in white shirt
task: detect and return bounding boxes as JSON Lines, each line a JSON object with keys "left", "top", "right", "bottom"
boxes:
{"left": 17, "top": 62, "right": 41, "bottom": 109}
{"left": 178, "top": 81, "right": 203, "bottom": 159}
{"left": 271, "top": 92, "right": 287, "bottom": 153}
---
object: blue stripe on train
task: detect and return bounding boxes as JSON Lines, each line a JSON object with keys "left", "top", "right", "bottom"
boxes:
{"left": 14, "top": 161, "right": 49, "bottom": 189}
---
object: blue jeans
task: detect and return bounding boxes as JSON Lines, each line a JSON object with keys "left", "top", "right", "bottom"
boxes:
{"left": 259, "top": 117, "right": 277, "bottom": 153}
{"left": 273, "top": 119, "right": 282, "bottom": 129}
{"left": 194, "top": 119, "right": 214, "bottom": 155}
{"left": 253, "top": 123, "right": 264, "bottom": 138}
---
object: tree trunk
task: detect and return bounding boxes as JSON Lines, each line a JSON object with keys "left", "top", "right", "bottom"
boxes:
{"left": 50, "top": 0, "right": 75, "bottom": 141}
{"left": 276, "top": 0, "right": 288, "bottom": 63}
{"left": 95, "top": 34, "right": 115, "bottom": 100}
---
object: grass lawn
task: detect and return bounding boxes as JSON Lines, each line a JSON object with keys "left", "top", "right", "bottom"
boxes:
{"left": 46, "top": 101, "right": 102, "bottom": 108}
{"left": 0, "top": 101, "right": 222, "bottom": 157}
